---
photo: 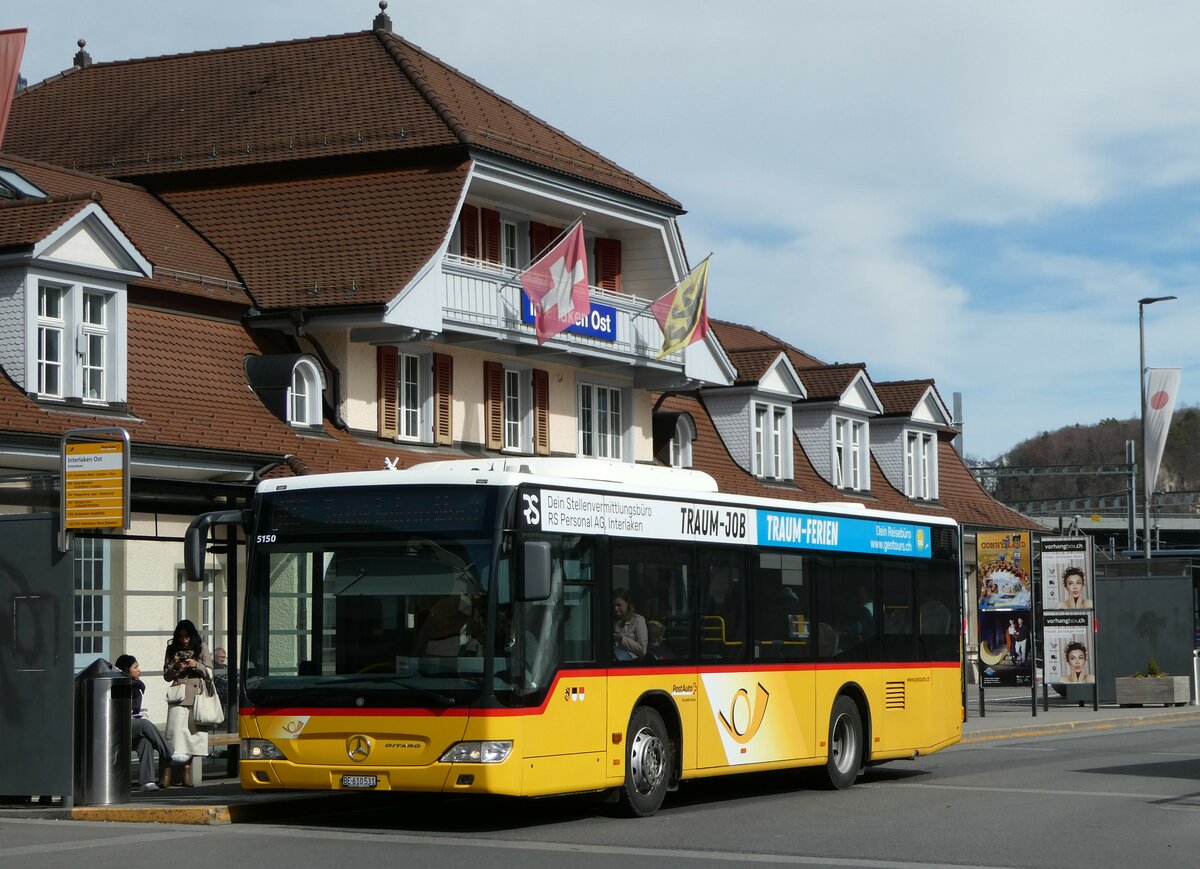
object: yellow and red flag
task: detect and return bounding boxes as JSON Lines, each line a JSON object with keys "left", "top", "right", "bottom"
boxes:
{"left": 651, "top": 258, "right": 710, "bottom": 359}
{"left": 0, "top": 29, "right": 26, "bottom": 150}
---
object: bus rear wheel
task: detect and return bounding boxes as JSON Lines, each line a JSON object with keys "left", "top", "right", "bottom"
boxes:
{"left": 618, "top": 706, "right": 671, "bottom": 817}
{"left": 822, "top": 695, "right": 863, "bottom": 789}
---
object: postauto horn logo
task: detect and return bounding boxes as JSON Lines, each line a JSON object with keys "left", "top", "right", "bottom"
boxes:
{"left": 717, "top": 683, "right": 770, "bottom": 744}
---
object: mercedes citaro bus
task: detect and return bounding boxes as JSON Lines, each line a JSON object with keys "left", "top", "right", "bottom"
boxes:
{"left": 186, "top": 458, "right": 962, "bottom": 816}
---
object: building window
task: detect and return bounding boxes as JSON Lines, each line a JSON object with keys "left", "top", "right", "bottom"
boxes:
{"left": 287, "top": 358, "right": 324, "bottom": 427}
{"left": 82, "top": 292, "right": 107, "bottom": 401}
{"left": 753, "top": 402, "right": 791, "bottom": 479}
{"left": 670, "top": 416, "right": 695, "bottom": 469}
{"left": 772, "top": 408, "right": 787, "bottom": 480}
{"left": 37, "top": 285, "right": 64, "bottom": 398}
{"left": 31, "top": 279, "right": 124, "bottom": 404}
{"left": 905, "top": 431, "right": 937, "bottom": 499}
{"left": 504, "top": 368, "right": 523, "bottom": 450}
{"left": 502, "top": 220, "right": 519, "bottom": 269}
{"left": 834, "top": 416, "right": 867, "bottom": 491}
{"left": 74, "top": 537, "right": 110, "bottom": 669}
{"left": 579, "top": 383, "right": 624, "bottom": 460}
{"left": 400, "top": 353, "right": 421, "bottom": 440}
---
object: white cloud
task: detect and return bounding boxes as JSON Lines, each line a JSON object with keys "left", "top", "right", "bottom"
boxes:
{"left": 13, "top": 0, "right": 1200, "bottom": 458}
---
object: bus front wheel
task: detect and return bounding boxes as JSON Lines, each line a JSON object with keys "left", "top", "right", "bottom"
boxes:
{"left": 618, "top": 706, "right": 671, "bottom": 817}
{"left": 822, "top": 695, "right": 863, "bottom": 789}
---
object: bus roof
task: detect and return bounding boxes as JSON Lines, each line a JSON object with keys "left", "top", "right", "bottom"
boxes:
{"left": 256, "top": 458, "right": 957, "bottom": 528}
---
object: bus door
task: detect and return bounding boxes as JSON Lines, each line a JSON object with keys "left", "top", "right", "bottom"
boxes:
{"left": 515, "top": 534, "right": 608, "bottom": 794}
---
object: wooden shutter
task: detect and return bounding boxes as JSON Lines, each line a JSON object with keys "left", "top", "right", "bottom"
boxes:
{"left": 533, "top": 368, "right": 550, "bottom": 456}
{"left": 481, "top": 208, "right": 501, "bottom": 264}
{"left": 434, "top": 353, "right": 454, "bottom": 446}
{"left": 529, "top": 222, "right": 555, "bottom": 261}
{"left": 484, "top": 360, "right": 504, "bottom": 450}
{"left": 460, "top": 204, "right": 479, "bottom": 260}
{"left": 594, "top": 237, "right": 622, "bottom": 292}
{"left": 377, "top": 346, "right": 398, "bottom": 438}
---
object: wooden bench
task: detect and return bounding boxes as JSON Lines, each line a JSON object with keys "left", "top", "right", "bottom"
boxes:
{"left": 207, "top": 733, "right": 239, "bottom": 749}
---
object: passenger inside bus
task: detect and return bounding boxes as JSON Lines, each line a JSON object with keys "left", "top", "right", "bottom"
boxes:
{"left": 412, "top": 581, "right": 483, "bottom": 656}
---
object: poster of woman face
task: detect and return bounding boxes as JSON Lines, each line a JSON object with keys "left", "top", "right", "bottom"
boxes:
{"left": 1044, "top": 611, "right": 1094, "bottom": 684}
{"left": 1040, "top": 537, "right": 1093, "bottom": 610}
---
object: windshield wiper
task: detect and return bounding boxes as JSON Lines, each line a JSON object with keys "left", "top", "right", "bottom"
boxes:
{"left": 314, "top": 675, "right": 457, "bottom": 706}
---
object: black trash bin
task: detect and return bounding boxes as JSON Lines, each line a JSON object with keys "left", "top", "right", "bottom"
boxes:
{"left": 73, "top": 658, "right": 132, "bottom": 806}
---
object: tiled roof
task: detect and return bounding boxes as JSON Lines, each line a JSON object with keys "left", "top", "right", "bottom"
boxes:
{"left": 0, "top": 305, "right": 444, "bottom": 474}
{"left": 725, "top": 349, "right": 784, "bottom": 386}
{"left": 654, "top": 392, "right": 1043, "bottom": 532}
{"left": 8, "top": 30, "right": 678, "bottom": 209}
{"left": 0, "top": 195, "right": 90, "bottom": 249}
{"left": 2, "top": 156, "right": 247, "bottom": 304}
{"left": 159, "top": 161, "right": 470, "bottom": 310}
{"left": 797, "top": 363, "right": 866, "bottom": 403}
{"left": 874, "top": 379, "right": 934, "bottom": 416}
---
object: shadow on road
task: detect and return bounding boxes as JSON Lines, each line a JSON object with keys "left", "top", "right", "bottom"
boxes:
{"left": 250, "top": 763, "right": 934, "bottom": 832}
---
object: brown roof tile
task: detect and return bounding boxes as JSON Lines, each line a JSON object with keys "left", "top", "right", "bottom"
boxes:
{"left": 2, "top": 156, "right": 247, "bottom": 303}
{"left": 0, "top": 196, "right": 90, "bottom": 249}
{"left": 874, "top": 379, "right": 934, "bottom": 416}
{"left": 159, "top": 161, "right": 470, "bottom": 310}
{"left": 654, "top": 392, "right": 1041, "bottom": 532}
{"left": 797, "top": 363, "right": 866, "bottom": 402}
{"left": 8, "top": 31, "right": 678, "bottom": 209}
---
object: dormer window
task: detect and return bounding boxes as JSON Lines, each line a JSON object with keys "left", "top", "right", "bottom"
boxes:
{"left": 669, "top": 415, "right": 696, "bottom": 468}
{"left": 834, "top": 416, "right": 868, "bottom": 491}
{"left": 753, "top": 401, "right": 791, "bottom": 480}
{"left": 905, "top": 431, "right": 937, "bottom": 499}
{"left": 288, "top": 358, "right": 325, "bottom": 427}
{"left": 31, "top": 278, "right": 125, "bottom": 404}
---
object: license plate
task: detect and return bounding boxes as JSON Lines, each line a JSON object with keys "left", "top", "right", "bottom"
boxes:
{"left": 341, "top": 775, "right": 377, "bottom": 789}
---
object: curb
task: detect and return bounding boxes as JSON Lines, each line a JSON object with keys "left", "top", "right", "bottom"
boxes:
{"left": 961, "top": 708, "right": 1200, "bottom": 744}
{"left": 69, "top": 805, "right": 232, "bottom": 825}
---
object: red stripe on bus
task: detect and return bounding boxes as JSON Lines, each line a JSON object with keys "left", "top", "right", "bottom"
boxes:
{"left": 240, "top": 660, "right": 959, "bottom": 718}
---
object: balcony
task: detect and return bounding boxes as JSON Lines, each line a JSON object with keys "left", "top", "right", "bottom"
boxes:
{"left": 440, "top": 254, "right": 683, "bottom": 372}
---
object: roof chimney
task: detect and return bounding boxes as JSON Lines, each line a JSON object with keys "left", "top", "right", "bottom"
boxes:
{"left": 373, "top": 1, "right": 392, "bottom": 32}
{"left": 73, "top": 38, "right": 91, "bottom": 69}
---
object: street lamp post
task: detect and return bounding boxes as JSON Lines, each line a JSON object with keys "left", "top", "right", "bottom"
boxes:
{"left": 1138, "top": 295, "right": 1177, "bottom": 564}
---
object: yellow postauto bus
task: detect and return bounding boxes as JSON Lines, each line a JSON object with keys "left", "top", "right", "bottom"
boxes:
{"left": 186, "top": 458, "right": 963, "bottom": 816}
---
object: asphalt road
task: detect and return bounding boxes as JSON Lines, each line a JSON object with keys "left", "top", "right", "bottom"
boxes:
{"left": 3, "top": 718, "right": 1198, "bottom": 869}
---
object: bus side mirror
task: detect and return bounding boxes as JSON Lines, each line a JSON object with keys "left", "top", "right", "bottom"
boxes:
{"left": 519, "top": 540, "right": 552, "bottom": 601}
{"left": 184, "top": 509, "right": 245, "bottom": 581}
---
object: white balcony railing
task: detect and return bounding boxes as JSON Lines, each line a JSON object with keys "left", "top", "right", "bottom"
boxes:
{"left": 440, "top": 254, "right": 682, "bottom": 367}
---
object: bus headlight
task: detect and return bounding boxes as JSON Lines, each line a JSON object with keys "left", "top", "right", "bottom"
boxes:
{"left": 439, "top": 740, "right": 513, "bottom": 763}
{"left": 242, "top": 738, "right": 286, "bottom": 760}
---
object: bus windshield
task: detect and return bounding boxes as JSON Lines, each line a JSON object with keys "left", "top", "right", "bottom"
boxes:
{"left": 243, "top": 485, "right": 502, "bottom": 708}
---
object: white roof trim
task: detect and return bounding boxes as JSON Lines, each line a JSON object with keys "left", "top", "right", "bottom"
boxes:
{"left": 31, "top": 202, "right": 152, "bottom": 278}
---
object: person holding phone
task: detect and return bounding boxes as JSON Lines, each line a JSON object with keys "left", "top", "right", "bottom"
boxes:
{"left": 162, "top": 619, "right": 213, "bottom": 785}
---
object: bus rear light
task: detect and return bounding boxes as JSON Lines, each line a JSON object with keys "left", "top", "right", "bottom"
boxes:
{"left": 243, "top": 738, "right": 286, "bottom": 760}
{"left": 440, "top": 740, "right": 513, "bottom": 764}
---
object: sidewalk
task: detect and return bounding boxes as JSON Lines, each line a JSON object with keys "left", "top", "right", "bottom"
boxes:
{"left": 962, "top": 685, "right": 1200, "bottom": 743}
{"left": 4, "top": 694, "right": 1197, "bottom": 825}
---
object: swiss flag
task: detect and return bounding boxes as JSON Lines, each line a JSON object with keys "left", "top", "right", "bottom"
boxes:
{"left": 519, "top": 221, "right": 590, "bottom": 344}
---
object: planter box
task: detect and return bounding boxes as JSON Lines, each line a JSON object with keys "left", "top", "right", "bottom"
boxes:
{"left": 1113, "top": 675, "right": 1191, "bottom": 707}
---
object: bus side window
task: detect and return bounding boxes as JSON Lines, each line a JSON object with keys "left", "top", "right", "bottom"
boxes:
{"left": 610, "top": 541, "right": 692, "bottom": 664}
{"left": 917, "top": 562, "right": 958, "bottom": 661}
{"left": 700, "top": 547, "right": 746, "bottom": 663}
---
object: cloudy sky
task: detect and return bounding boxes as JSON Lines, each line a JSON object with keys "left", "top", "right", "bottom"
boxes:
{"left": 10, "top": 1, "right": 1200, "bottom": 459}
